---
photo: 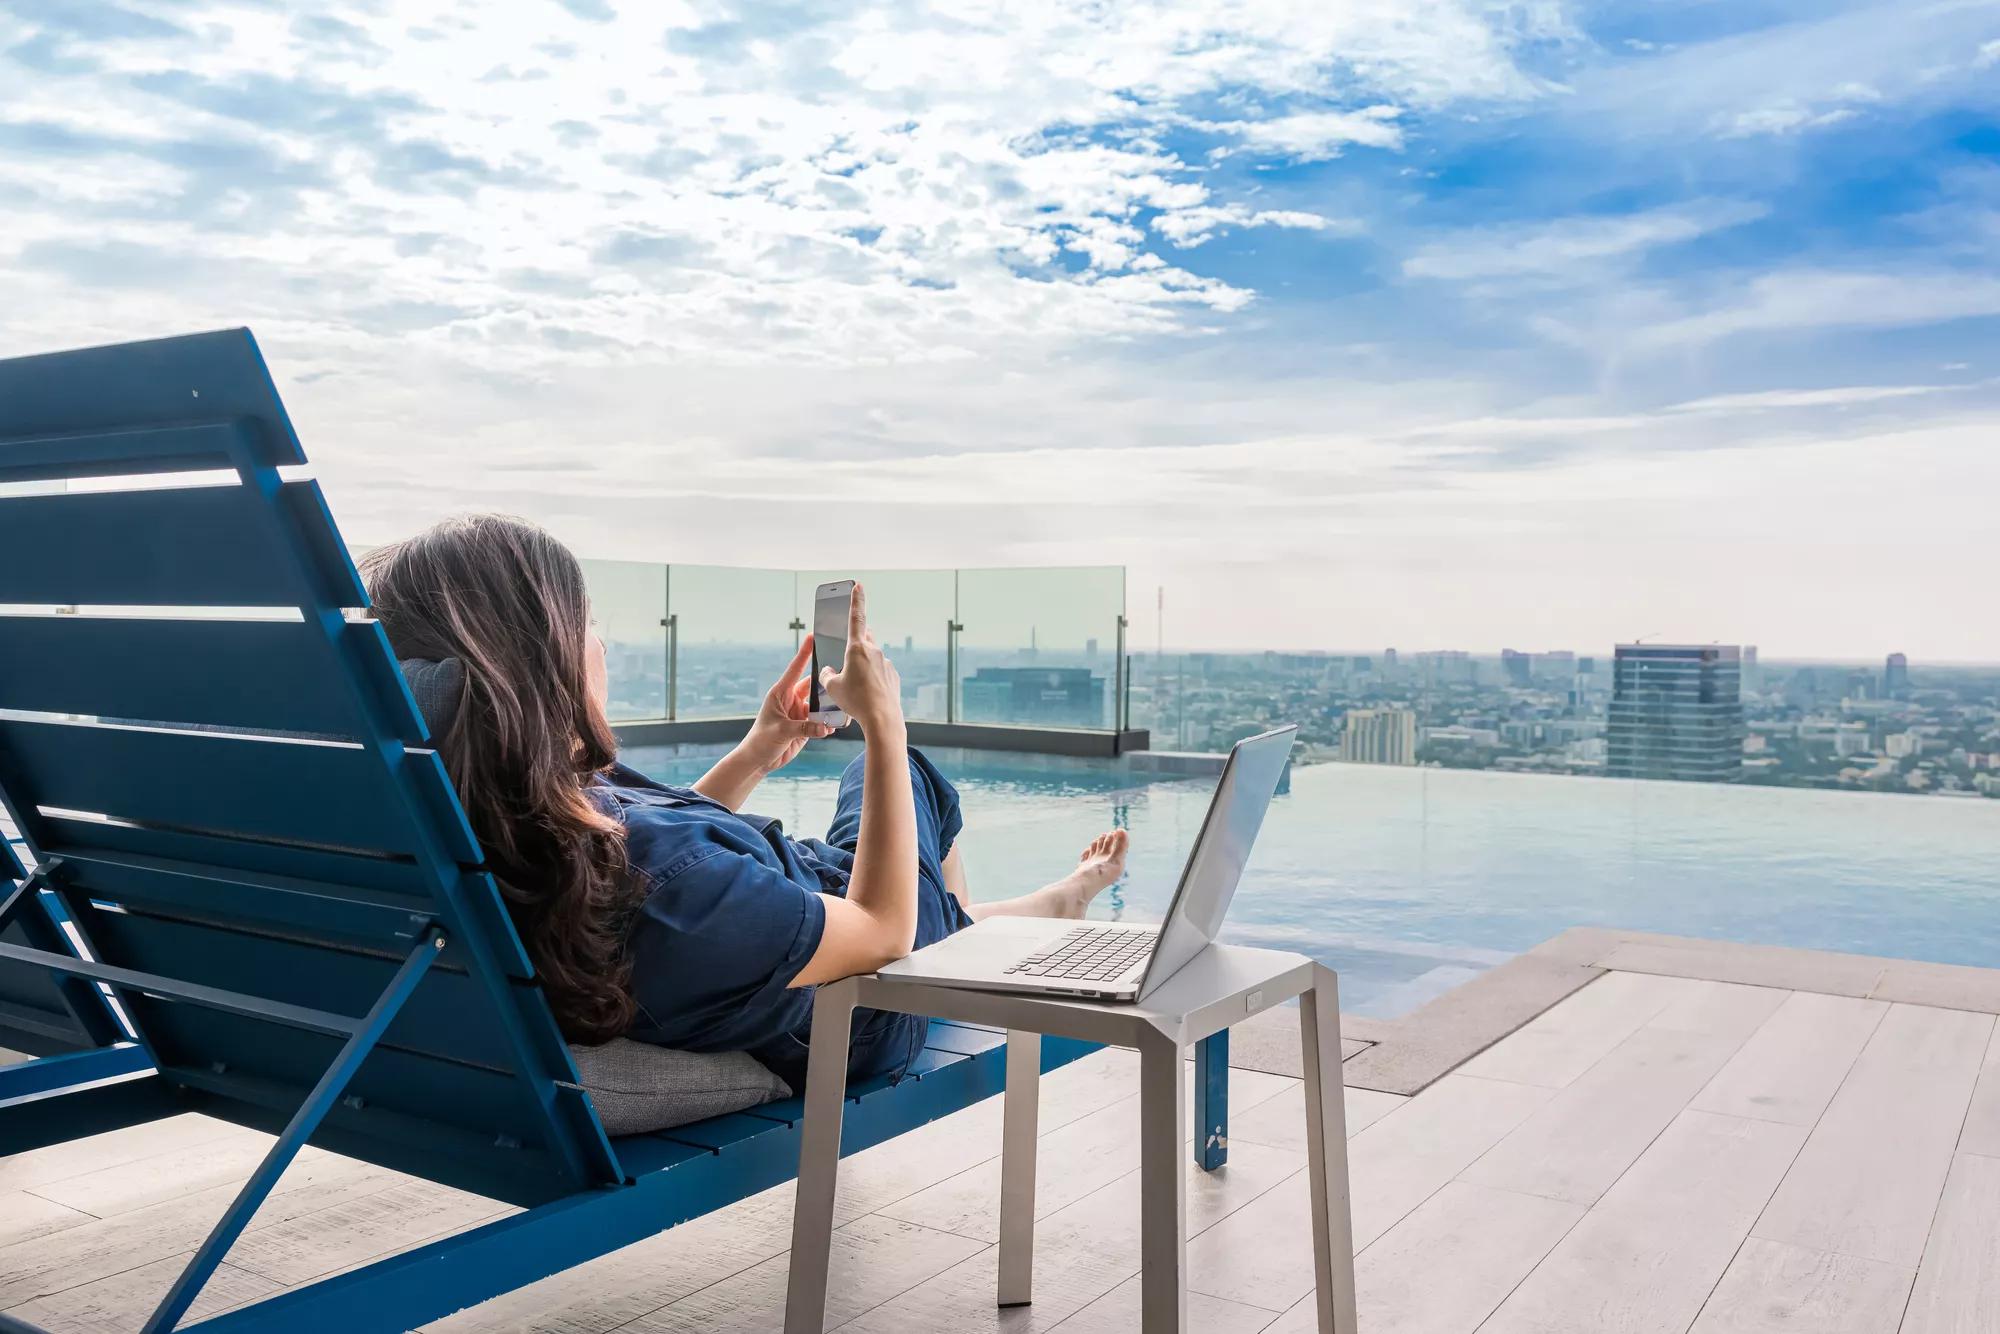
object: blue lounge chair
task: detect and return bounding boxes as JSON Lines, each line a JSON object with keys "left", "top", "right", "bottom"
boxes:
{"left": 0, "top": 330, "right": 1229, "bottom": 1333}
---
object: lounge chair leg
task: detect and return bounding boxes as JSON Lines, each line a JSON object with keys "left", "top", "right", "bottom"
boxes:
{"left": 138, "top": 927, "right": 444, "bottom": 1334}
{"left": 784, "top": 976, "right": 857, "bottom": 1334}
{"left": 1194, "top": 1028, "right": 1228, "bottom": 1171}
{"left": 1138, "top": 1029, "right": 1187, "bottom": 1333}
{"left": 1299, "top": 967, "right": 1358, "bottom": 1334}
{"left": 997, "top": 1029, "right": 1040, "bottom": 1307}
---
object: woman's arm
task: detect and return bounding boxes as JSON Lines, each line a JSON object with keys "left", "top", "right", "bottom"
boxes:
{"left": 790, "top": 588, "right": 918, "bottom": 986}
{"left": 694, "top": 636, "right": 832, "bottom": 811}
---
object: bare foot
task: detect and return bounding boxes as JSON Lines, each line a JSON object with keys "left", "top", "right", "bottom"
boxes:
{"left": 1039, "top": 829, "right": 1129, "bottom": 918}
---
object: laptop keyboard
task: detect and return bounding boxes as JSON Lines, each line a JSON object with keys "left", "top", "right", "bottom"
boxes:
{"left": 1005, "top": 925, "right": 1154, "bottom": 983}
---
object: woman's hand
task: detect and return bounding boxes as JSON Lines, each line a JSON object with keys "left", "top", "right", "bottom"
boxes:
{"left": 818, "top": 583, "right": 905, "bottom": 739}
{"left": 692, "top": 636, "right": 833, "bottom": 810}
{"left": 743, "top": 635, "right": 836, "bottom": 775}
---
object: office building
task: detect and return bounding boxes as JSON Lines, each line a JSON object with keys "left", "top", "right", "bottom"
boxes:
{"left": 1606, "top": 643, "right": 1746, "bottom": 782}
{"left": 1885, "top": 652, "right": 1910, "bottom": 700}
{"left": 1341, "top": 707, "right": 1418, "bottom": 765}
{"left": 1502, "top": 649, "right": 1532, "bottom": 687}
{"left": 960, "top": 666, "right": 1105, "bottom": 728}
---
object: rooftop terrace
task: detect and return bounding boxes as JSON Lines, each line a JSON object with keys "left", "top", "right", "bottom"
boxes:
{"left": 6, "top": 928, "right": 1997, "bottom": 1332}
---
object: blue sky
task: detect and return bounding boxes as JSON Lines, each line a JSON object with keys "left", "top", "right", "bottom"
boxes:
{"left": 2, "top": 0, "right": 1997, "bottom": 659}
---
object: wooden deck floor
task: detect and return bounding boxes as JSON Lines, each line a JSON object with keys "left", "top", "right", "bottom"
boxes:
{"left": 6, "top": 964, "right": 2000, "bottom": 1331}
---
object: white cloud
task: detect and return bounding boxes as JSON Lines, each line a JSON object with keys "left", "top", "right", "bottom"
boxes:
{"left": 0, "top": 0, "right": 1557, "bottom": 375}
{"left": 1976, "top": 38, "right": 2000, "bottom": 69}
{"left": 1152, "top": 204, "right": 1355, "bottom": 248}
{"left": 1665, "top": 385, "right": 1947, "bottom": 413}
{"left": 1634, "top": 268, "right": 2000, "bottom": 349}
{"left": 1403, "top": 200, "right": 1766, "bottom": 280}
{"left": 1211, "top": 106, "right": 1405, "bottom": 160}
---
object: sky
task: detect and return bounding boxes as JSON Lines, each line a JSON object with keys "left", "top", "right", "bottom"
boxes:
{"left": 2, "top": 0, "right": 1997, "bottom": 661}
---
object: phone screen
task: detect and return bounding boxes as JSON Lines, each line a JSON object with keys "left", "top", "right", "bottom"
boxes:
{"left": 810, "top": 582, "right": 851, "bottom": 714}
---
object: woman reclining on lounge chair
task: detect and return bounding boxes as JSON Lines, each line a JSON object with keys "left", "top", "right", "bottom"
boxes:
{"left": 359, "top": 515, "right": 1127, "bottom": 1091}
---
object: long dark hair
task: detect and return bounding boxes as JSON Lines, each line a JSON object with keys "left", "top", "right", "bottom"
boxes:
{"left": 360, "top": 515, "right": 638, "bottom": 1044}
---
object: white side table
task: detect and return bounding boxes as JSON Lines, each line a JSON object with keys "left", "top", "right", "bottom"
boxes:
{"left": 783, "top": 944, "right": 1358, "bottom": 1333}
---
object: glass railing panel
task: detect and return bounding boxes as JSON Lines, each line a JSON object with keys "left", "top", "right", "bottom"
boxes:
{"left": 578, "top": 558, "right": 668, "bottom": 721}
{"left": 954, "top": 566, "right": 1125, "bottom": 730}
{"left": 667, "top": 565, "right": 799, "bottom": 719}
{"left": 795, "top": 568, "right": 958, "bottom": 723}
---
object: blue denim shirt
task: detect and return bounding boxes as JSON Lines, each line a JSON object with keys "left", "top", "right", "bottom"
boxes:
{"left": 593, "top": 763, "right": 837, "bottom": 1060}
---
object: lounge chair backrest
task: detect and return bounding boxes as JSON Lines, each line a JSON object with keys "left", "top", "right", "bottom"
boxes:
{"left": 0, "top": 330, "right": 620, "bottom": 1204}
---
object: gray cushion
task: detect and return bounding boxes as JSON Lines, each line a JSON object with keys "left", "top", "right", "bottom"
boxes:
{"left": 568, "top": 1039, "right": 790, "bottom": 1135}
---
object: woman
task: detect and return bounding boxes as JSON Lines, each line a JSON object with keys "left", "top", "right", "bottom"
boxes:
{"left": 360, "top": 514, "right": 1128, "bottom": 1091}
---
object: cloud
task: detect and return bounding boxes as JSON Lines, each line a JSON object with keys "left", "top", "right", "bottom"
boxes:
{"left": 2, "top": 0, "right": 1996, "bottom": 658}
{"left": 1152, "top": 204, "right": 1355, "bottom": 248}
{"left": 1664, "top": 385, "right": 1949, "bottom": 413}
{"left": 1211, "top": 106, "right": 1405, "bottom": 161}
{"left": 1635, "top": 269, "right": 2000, "bottom": 349}
{"left": 1404, "top": 201, "right": 1768, "bottom": 280}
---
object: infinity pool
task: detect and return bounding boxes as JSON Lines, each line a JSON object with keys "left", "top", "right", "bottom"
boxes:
{"left": 622, "top": 742, "right": 2000, "bottom": 1017}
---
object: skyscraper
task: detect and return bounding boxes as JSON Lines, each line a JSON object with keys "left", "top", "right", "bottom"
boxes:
{"left": 1340, "top": 707, "right": 1417, "bottom": 765}
{"left": 1606, "top": 644, "right": 1745, "bottom": 782}
{"left": 1502, "top": 649, "right": 1532, "bottom": 687}
{"left": 1884, "top": 652, "right": 1910, "bottom": 700}
{"left": 961, "top": 666, "right": 1105, "bottom": 728}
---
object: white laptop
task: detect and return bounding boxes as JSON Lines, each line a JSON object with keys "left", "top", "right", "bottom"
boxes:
{"left": 879, "top": 725, "right": 1298, "bottom": 1002}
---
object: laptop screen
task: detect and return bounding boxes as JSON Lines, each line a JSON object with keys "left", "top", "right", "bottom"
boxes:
{"left": 1133, "top": 724, "right": 1297, "bottom": 998}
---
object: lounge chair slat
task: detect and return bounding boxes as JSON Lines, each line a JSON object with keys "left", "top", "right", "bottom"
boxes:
{"left": 34, "top": 833, "right": 534, "bottom": 981}
{"left": 922, "top": 1019, "right": 1008, "bottom": 1055}
{"left": 0, "top": 615, "right": 423, "bottom": 741}
{"left": 0, "top": 717, "right": 478, "bottom": 861}
{"left": 660, "top": 1111, "right": 794, "bottom": 1153}
{"left": 900, "top": 1046, "right": 970, "bottom": 1079}
{"left": 62, "top": 900, "right": 525, "bottom": 1069}
{"left": 0, "top": 327, "right": 304, "bottom": 476}
{"left": 164, "top": 1063, "right": 580, "bottom": 1207}
{"left": 0, "top": 479, "right": 366, "bottom": 608}
{"left": 58, "top": 847, "right": 436, "bottom": 951}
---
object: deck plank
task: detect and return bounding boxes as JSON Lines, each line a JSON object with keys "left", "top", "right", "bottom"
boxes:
{"left": 0, "top": 1112, "right": 248, "bottom": 1194}
{"left": 1481, "top": 1110, "right": 1806, "bottom": 1334}
{"left": 29, "top": 1136, "right": 343, "bottom": 1219}
{"left": 0, "top": 1191, "right": 92, "bottom": 1249}
{"left": 1691, "top": 991, "right": 1887, "bottom": 1127}
{"left": 1689, "top": 1237, "right": 1913, "bottom": 1334}
{"left": 1953, "top": 1023, "right": 2000, "bottom": 1158}
{"left": 1752, "top": 1003, "right": 1993, "bottom": 1268}
{"left": 1228, "top": 1085, "right": 1405, "bottom": 1155}
{"left": 0, "top": 1152, "right": 395, "bottom": 1310}
{"left": 1900, "top": 1151, "right": 2000, "bottom": 1334}
{"left": 0, "top": 1252, "right": 279, "bottom": 1333}
{"left": 842, "top": 1139, "right": 1299, "bottom": 1332}
{"left": 617, "top": 1214, "right": 986, "bottom": 1334}
{"left": 1455, "top": 971, "right": 1695, "bottom": 1088}
{"left": 1323, "top": 1181, "right": 1581, "bottom": 1334}
{"left": 225, "top": 1178, "right": 512, "bottom": 1286}
{"left": 1459, "top": 1024, "right": 1747, "bottom": 1205}
{"left": 1046, "top": 1273, "right": 1279, "bottom": 1333}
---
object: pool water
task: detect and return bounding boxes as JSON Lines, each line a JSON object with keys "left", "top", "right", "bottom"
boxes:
{"left": 621, "top": 742, "right": 2000, "bottom": 1017}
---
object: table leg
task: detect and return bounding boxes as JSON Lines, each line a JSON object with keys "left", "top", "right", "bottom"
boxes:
{"left": 783, "top": 977, "right": 857, "bottom": 1334}
{"left": 1138, "top": 1029, "right": 1188, "bottom": 1333}
{"left": 1299, "top": 968, "right": 1358, "bottom": 1333}
{"left": 997, "top": 1029, "right": 1041, "bottom": 1307}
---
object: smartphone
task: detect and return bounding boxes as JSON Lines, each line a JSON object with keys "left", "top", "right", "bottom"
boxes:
{"left": 809, "top": 580, "right": 854, "bottom": 728}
